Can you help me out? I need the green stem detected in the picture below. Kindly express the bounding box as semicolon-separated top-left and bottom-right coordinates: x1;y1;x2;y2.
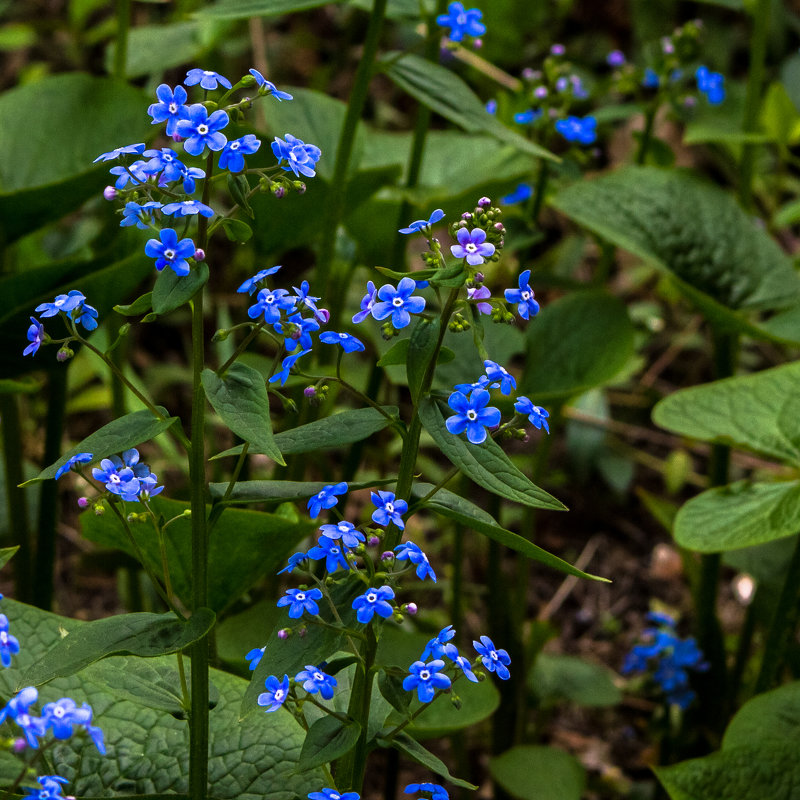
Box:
531;160;550;224
754;532;800;693
0;394;32;604
317;0;389;304
739;0;771;209
728;592;758;706
636;105;657;166
113;0;131;80
34;369;68;610
189;154;213;800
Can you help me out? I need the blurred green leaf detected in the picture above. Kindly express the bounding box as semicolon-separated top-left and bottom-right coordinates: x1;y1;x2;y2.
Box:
760;82;800;146
152;262;210;315
197;0;346;19
0;546;18;569
529;653;621;707
490;746;585;800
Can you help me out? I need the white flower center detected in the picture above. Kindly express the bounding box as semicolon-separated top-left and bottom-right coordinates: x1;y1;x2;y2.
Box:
465;243;478;253
0;632;7;644
385;503;394;513
164;248;176;260
295;592;305;601
53;707;65;718
339;333;348;339
265;295;275;304
197;124;209;135
164;153;174;162
55;297;66;307
109;474;121;484
273;689;285;701
338;523;349;532
467;410;478;421
392;297;404;307
168;102;178;113
491;651;498;660
420;670;431;680
456;13;468;24
314;672;325;681
230;141;240;150
366;592;377;603
521;290;530;300
203;70;214;76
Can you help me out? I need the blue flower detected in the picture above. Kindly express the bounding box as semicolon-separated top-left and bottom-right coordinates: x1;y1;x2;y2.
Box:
258;674;290;712
352;281;378;324
145;228;196;277
555;115;597;145
485;99;497;115
319;331;365;353
405;783;449;800
24;775;69;800
161;200;214;218
483;360;516;395
307;537;350;573
238;265;282;295
607;50;626;67
277;552;308;575
41;698;92;740
394;541;437;582
0;687;45;748
272;134;322;178
292;280;325;320
307;482;347;519
454;655;479;682
473;635;511;680
421;626;458;661
93;143;145;163
501;183;533;205
249;69;294;100
0;614;20;668
219;134;262;173
55;453;93;480
371;491;408;529
696;66;725;105
514;109;542;125
246;646;265;670
247;287;294;325
446;389;501;445
109;159;148;189
121;201;162;229
467;285;492;314
91;449;161;503
514;396;549;432
295;665;337;699
269;349;311;387
319;520;365;549
147;84;190;137
275;313;320;352
450;228;495;266
454;375;491;395
436;3;486;42
399;208;445;235
277;587;323;618
403;660;451;703
309;790;360;800
35;291;85;318
504;269;539;320
143;149;189;185
74;301;97;330
176;104;229;156
180;166;206;194
23;317;45;357
647;611;676;627
642;68;660;88
184;68;232;91
352;585;395;623
371;277;426;330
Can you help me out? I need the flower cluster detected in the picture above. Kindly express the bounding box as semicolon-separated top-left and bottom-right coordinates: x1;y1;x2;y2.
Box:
23;291;98;358
90;448;163;502
621;612;708;708
257;664;338;712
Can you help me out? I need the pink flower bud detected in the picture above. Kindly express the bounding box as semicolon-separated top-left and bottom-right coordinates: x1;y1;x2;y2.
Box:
103;186;117;201
194;248;206;262
381;551;394;562
274;185;286;199
77;497;89;509
316;308;330;324
551;43;565;56
478;197;491;207
368;535;380;547
472;38;482;49
278;629;289;640
304;386;316;397
405;603;418;615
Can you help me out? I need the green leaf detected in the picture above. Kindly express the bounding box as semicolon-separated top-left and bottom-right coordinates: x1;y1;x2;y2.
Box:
691;0;744;8
196;0;346;19
377;339;454;368
552;167;800;313
202;363;284;466
418;398;566;511
221;218;254;243
0;546;18;569
411;484;605;581
30;408;177;484
382;733;477;790
490;746;585;800
209;478;389;503
299;716;361;771
212;406;399;460
152;262;210;315
673;479;800;553
19;609;215;688
407;317;440;405
227;173;255;218
519;290;635;401
656;682;800;800
0;599;324;798
381;53;556;162
529;654;621;707
0;378;39;394
0;74;152;243
761;82;800;146
652;361;800;465
81;496;315;612
378;670;411;715
114;292;153;317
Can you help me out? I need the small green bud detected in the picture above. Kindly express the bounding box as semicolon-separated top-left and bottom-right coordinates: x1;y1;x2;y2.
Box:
212;329;230;342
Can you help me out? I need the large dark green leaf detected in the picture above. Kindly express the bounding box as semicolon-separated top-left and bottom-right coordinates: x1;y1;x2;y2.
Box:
197;0;346;19
490;746;585;800
652;361;800;465
29;408;178;483
0;74;152;243
212;406;399;460
407;317;440;404
0;599;323;799
519;290;635;401
410;484;604;581
381;53;555;162
203;362;284;465
552;167;800;314
673;479;800;552
20;609;215;687
418;398;566;511
81;497;315;612
299;716;361;770
382;733;477;790
151;262;209;315
528;654;621;707
656;682;800;800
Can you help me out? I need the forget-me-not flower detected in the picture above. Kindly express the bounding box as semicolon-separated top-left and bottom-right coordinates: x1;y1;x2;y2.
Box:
501;183;533;205
142;147;187;183
120;201;162;229
161;200;214;218
319;331;365;353
24;775;69;799
309;790;360;800
319;520;365;549
483;360;516;395
394;541;437;582
145;228;196;276
258;674;290;712
277;552;308;575
272;134;322;178
371;277;426;329
504;269;539;320
277;587;323;619
238;266;282;295
23;318;45;357
398;208;445;235
246;647;265;671
269;349;311;386
307;482;347;518
405;783;449;800
403;660;451;703
275;313;320;352
352;585;395;623
184;68;232;91
93;143;145;163
0;687;45;748
696;66;725;105
371;491;407;529
353;281;378;324
176;104;229;156
219;134;262;173
555;115;597;145
514;396;549;432
450;228;495;265
421;626;459;661
55;453;93;481
436;2;486;42
295;666;337;699
249;69;293;100
147;84;190;137
109;159;149;189
0;614;20;668
35;291;85;319
446;389;501;444
473;635;511;679
247;287;294;325
307;537;350;573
